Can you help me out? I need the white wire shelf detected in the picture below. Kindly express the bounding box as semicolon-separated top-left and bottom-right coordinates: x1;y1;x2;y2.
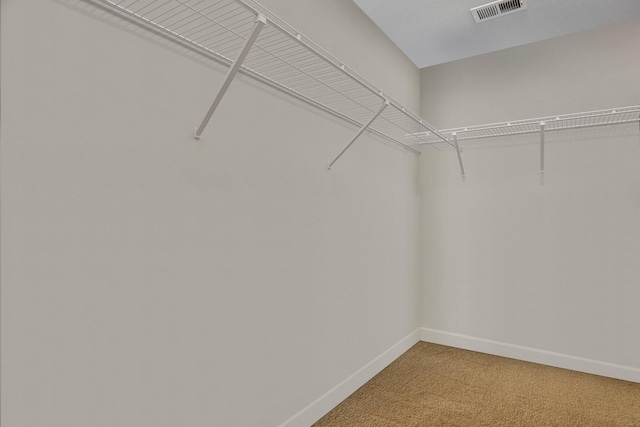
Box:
91;0;463;171
407;105;640;174
409;105;640;147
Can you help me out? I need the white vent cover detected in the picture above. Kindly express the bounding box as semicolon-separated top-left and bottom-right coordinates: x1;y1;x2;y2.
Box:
470;0;527;23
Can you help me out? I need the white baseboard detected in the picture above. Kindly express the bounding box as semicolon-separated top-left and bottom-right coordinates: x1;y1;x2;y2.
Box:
419;327;640;384
276;329;421;427
276;327;639;427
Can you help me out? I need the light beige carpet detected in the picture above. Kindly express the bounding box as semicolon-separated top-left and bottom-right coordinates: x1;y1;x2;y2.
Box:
313;342;640;426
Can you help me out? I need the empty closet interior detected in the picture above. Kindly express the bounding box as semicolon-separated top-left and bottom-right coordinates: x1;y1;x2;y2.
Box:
2;1;639;426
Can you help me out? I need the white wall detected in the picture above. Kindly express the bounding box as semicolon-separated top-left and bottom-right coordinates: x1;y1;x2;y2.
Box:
0;1;421;426
421;19;640;129
420;19;640;379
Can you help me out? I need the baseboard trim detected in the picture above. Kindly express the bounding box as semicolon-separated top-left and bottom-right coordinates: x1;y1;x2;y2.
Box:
276;329;421;427
419;327;640;384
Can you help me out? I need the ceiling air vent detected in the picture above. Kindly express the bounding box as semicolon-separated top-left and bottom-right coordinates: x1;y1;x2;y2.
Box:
470;0;527;23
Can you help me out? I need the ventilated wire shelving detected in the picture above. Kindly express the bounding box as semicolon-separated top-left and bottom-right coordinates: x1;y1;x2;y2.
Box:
407;105;640;173
410;106;640;145
92;0;464;172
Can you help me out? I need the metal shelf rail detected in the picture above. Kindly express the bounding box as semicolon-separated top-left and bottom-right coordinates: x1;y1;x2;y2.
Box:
92;0;464;173
408;105;640;173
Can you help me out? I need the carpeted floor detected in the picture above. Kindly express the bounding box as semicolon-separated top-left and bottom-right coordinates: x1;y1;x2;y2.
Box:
313;342;640;426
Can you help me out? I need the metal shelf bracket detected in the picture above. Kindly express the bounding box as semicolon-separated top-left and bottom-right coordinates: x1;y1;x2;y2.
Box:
452;133;466;177
328;100;389;169
194;14;267;140
539;121;546;173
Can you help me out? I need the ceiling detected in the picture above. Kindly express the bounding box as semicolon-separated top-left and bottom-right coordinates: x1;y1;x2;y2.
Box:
352;0;640;68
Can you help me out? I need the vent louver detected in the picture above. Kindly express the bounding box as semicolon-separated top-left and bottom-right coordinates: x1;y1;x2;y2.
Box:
471;0;527;23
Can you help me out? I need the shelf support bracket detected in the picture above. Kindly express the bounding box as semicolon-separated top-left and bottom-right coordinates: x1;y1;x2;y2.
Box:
452;133;466;177
328;100;389;169
540;121;546;173
194;14;267;139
